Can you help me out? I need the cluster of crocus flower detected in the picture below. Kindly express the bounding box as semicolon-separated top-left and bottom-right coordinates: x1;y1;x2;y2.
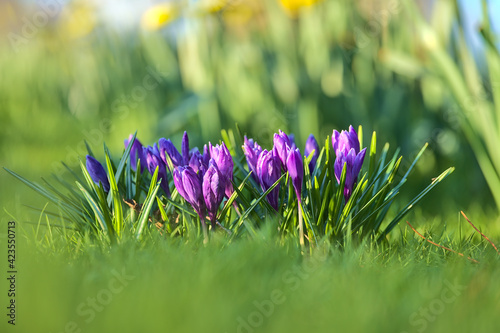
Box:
244;130;320;211
243;130;312;246
85;126;365;243
170;133;234;236
86;132;234;234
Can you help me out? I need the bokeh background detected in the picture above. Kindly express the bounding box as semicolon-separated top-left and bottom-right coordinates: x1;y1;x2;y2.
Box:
1;0;500;222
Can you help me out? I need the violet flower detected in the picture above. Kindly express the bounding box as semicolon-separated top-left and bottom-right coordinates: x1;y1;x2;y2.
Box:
85;155;110;192
189;147;209;176
304;134;319;172
332;126;360;156
273;130;294;168
287;148;304;200
173;165;205;220
332;126;366;201
202;159;225;226
124;134;145;173
209;142;234;198
145;145;171;198
256;148;282;211
242;136;263;182
159;138;183;167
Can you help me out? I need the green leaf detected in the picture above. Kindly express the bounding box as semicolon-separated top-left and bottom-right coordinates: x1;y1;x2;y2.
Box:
136;168;161;240
231;173;286;236
377;167;455;242
105;151;124;237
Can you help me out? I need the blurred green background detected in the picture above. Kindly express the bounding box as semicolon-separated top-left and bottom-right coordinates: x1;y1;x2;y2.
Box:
1;0;499;222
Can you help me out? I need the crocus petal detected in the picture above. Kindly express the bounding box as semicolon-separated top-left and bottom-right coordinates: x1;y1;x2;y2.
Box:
243;136;263;182
86;155;110;192
158;138;182;167
353;148;367;176
174;166;205;219
273;132;289;167
182;131;190;165
124;134;145;173
257;150;282;210
146;147;171;197
209;142;234;198
287;148;303;200
332;126;360;157
304;134;319;172
173;167;187;199
202;160;225;222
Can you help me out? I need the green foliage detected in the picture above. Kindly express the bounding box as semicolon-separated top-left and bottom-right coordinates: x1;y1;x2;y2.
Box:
5;126;453;249
395;0;500;210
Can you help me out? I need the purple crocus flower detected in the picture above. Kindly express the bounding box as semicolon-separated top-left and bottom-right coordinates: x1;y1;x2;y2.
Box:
124;134;145;173
209;142;234;198
304;134;320;172
173;165;205;219
332;126;366;201
243;136;263;182
86;155;110;192
145;146;171;198
332;126;360;156
256;149;282;211
159;138;183;167
202;159;225;226
287;148;304;200
273;130;294;168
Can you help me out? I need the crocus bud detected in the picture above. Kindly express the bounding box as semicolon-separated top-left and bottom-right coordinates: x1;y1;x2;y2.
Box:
332;126;360;156
86;155;110;192
243;136;263;182
256;149;282;211
124;134;145;173
332;126;366;201
334;147;366;201
209;142;234;198
304;134;319;172
287;148;304;200
182;131;190;166
202;159;225;224
273;130;293;168
145;146;170;198
173;166;205;219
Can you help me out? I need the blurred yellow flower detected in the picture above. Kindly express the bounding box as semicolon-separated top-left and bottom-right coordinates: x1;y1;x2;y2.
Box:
279;0;321;17
58;2;96;40
141;3;178;31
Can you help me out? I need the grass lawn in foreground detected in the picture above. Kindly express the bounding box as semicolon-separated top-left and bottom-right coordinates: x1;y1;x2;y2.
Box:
2;221;499;333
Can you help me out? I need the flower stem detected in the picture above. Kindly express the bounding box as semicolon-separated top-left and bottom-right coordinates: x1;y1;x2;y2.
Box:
200;217;209;244
298;199;304;249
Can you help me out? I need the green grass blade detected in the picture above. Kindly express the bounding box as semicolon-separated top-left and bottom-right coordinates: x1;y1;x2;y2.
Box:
136;168;161;240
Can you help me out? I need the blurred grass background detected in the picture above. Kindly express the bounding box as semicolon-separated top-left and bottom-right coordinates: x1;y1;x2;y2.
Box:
1;0;499;222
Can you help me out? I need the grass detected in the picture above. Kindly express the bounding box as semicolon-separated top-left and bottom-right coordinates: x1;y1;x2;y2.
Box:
1;209;499;333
